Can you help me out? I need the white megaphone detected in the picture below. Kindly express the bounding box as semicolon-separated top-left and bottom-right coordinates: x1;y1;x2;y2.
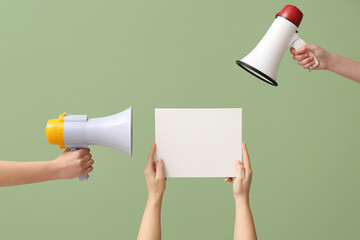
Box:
236;5;319;86
46;107;133;181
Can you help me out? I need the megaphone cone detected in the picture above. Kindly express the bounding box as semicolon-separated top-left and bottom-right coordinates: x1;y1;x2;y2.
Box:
86;107;133;156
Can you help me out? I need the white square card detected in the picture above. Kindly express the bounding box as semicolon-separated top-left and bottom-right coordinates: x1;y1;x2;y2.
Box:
155;108;242;177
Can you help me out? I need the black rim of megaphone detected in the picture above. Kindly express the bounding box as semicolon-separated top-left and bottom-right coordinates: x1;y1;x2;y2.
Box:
236;60;278;86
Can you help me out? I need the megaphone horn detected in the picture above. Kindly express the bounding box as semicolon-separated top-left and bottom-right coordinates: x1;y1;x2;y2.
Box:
236;5;319;86
46;106;133;181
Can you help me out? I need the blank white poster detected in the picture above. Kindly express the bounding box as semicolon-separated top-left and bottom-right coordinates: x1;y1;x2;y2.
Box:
155;108;242;178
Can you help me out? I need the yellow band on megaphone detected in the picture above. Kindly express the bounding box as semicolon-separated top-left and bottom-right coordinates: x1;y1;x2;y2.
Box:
46;113;66;149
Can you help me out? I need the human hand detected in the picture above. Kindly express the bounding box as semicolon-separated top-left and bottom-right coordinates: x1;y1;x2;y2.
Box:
225;142;252;204
290;45;332;70
144;142;166;205
52;149;94;180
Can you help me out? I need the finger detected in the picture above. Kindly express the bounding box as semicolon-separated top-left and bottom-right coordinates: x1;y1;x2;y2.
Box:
298;56;314;66
293;53;308;61
225;177;233;183
85;159;94;168
295;45;308;55
236;161;245;179
296;44;318;55
242;142;253;180
155;159;165;179
84;166;93;174
78;148;90;156
82;153;92;162
147;142;156;170
303;60;316;69
290;47;296;55
242;142;251;168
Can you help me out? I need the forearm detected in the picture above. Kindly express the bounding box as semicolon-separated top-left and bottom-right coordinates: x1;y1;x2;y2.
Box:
0;160;58;187
234;199;257;240
137;198;162;240
327;53;360;83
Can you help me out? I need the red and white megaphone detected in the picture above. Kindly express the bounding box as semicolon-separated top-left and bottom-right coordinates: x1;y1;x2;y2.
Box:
236;5;319;86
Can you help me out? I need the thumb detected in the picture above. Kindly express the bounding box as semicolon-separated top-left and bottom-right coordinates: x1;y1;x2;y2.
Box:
155;159;165;180
290;47;296;55
235;160;245;179
295;44;317;55
60;149;69;157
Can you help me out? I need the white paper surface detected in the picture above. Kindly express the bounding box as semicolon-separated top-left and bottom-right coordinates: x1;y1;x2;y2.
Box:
155;108;242;178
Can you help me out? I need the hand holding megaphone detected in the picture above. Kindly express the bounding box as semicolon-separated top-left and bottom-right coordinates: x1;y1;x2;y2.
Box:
290;44;332;71
68;148;91;181
288;33;319;70
46;107;133;181
52;148;94;180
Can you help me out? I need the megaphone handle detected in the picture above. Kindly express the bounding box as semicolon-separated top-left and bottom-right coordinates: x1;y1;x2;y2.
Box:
292;37;319;69
69;147;90;181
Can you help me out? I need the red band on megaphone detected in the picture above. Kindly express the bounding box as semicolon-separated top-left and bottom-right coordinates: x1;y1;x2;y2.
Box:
276;5;303;27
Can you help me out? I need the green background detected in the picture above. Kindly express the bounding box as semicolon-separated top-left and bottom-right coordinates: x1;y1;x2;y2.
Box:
0;0;359;239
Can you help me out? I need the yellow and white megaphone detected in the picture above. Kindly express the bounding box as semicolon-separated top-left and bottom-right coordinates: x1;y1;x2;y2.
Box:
46;107;133;181
236;5;319;86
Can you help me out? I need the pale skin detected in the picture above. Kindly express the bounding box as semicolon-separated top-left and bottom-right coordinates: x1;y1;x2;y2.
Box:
138;142;257;240
137;142;166;240
225;142;257;240
290;45;360;83
0;148;94;187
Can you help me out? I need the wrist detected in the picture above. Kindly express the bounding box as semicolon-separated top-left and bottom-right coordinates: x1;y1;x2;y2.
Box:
234;195;250;207
48;159;62;180
147;195;163;208
235;201;251;214
325;52;337;72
